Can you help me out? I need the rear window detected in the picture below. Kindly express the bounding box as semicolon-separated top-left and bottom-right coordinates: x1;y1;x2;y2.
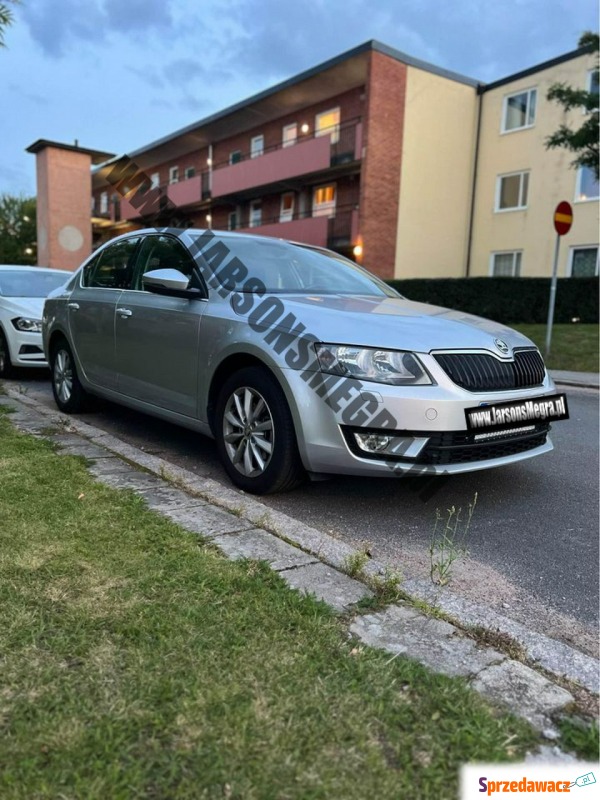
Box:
0;270;68;297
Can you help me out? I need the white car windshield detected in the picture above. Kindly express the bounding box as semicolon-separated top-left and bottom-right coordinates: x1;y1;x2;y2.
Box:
0;270;67;298
202;237;398;296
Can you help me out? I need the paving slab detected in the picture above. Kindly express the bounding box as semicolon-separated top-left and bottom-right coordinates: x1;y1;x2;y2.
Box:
212;529;318;571
351;605;504;678
46;433;96;448
57;442;117;459
280;562;372;612
87;458;141;476
472;660;574;730
136;486;207;512
162;504;254;538
91;469;165;492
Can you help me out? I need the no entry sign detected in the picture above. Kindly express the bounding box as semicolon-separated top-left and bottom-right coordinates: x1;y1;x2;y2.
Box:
553;201;573;236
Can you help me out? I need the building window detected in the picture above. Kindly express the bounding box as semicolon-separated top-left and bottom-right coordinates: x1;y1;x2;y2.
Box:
496;171;529;211
228;211;238;231
502;88;537;132
99;192;108;214
575;166;599;202
490;251;522;277
315;107;340;144
250;135;264;159
150;173;160;189
249;200;262;228
184;167;196;179
569;246;598;277
229;150;242;165
312;184;336;217
169;166;179;184
282;123;297;148
280;193;294;223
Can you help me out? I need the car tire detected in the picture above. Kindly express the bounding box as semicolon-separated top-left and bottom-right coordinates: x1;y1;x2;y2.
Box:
50;339;88;413
0;328;14;379
214;366;305;494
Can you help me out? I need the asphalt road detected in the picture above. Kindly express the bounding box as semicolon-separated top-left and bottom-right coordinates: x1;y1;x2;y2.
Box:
6;374;599;654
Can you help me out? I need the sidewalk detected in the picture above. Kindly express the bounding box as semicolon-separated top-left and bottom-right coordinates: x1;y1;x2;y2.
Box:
1;386;598;763
550;370;599;390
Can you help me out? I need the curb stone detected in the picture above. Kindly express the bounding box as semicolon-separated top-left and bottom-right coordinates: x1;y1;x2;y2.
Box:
1;389;596;745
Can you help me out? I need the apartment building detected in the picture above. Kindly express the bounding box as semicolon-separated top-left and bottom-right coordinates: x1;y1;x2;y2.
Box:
28;40;598;278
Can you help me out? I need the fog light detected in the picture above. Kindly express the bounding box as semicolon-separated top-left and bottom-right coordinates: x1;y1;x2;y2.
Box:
355;433;392;452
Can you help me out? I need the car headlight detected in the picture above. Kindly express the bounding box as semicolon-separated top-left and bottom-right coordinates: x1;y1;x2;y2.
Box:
12;317;43;333
315;344;433;385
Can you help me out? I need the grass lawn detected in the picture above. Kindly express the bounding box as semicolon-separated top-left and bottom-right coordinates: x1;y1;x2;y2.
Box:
0;408;544;798
513;324;598;372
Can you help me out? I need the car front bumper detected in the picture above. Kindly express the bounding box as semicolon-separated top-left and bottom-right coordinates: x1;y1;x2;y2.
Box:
280;362;559;477
6;328;48;368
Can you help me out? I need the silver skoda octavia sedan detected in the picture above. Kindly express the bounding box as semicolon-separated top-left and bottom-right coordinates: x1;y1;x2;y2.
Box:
42;229;566;494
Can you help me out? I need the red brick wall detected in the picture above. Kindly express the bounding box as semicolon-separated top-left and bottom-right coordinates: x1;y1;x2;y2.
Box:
36;148;93;271
359;52;407;278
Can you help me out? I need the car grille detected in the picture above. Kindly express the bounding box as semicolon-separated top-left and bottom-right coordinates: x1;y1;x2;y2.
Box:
418;425;549;465
434;349;546;392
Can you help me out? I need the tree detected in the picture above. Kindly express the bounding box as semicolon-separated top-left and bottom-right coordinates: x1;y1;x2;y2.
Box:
0;0;19;47
0;195;37;265
545;31;599;179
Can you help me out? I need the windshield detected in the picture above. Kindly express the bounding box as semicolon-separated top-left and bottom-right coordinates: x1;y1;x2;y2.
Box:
0;270;68;298
201;236;398;296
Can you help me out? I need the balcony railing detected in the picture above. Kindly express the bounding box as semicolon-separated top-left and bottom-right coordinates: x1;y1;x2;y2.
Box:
232;204;359;250
211;118;362;199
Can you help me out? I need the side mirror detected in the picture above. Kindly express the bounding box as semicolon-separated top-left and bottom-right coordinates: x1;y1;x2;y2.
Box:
142;268;190;292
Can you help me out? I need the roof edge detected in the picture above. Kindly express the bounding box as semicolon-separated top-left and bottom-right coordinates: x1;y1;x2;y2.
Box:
481;44;597;92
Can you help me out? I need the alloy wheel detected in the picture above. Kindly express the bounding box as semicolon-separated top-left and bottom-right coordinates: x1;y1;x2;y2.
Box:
222;386;274;477
54;349;73;405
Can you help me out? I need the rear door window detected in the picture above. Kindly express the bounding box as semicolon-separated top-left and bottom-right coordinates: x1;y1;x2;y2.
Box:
83;237;140;289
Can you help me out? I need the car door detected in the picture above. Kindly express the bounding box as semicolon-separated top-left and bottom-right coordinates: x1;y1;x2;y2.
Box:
68;236;140;390
115;234;206;417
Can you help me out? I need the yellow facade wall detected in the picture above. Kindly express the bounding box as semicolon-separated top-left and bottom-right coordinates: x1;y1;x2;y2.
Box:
470;52;599;278
394;66;478;278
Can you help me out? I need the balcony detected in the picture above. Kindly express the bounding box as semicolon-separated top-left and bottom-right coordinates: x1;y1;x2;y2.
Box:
233;205;359;250
212;118;362;199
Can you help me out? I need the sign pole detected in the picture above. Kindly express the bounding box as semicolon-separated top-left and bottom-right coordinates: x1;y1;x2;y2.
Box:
546;200;574;360
545;232;561;358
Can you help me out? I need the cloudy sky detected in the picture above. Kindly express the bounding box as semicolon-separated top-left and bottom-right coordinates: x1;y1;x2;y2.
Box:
1;0;597;196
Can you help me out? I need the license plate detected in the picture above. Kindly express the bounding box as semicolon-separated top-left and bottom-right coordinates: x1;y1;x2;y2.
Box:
465;393;569;434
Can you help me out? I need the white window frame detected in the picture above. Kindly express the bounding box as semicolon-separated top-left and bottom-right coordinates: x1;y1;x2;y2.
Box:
501;87;537;133
575;165;600;203
312;183;336;218
495;170;529;212
150;172;160;189
168;166;179;185
489;250;523;277
249;200;262;228
279;193;294;223
229;150;242;165
250;135;264;159
315;107;341;144
282;123;297;148
99;192;108;214
184;166;195;180
567;245;599;277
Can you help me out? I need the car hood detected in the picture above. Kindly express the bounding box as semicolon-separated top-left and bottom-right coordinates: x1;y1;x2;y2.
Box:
268;294;533;353
0;297;45;319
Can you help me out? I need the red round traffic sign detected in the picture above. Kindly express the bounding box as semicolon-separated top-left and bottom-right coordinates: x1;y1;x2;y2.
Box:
554;201;573;236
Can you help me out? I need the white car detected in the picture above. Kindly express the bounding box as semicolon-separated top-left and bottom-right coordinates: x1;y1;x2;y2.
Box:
0;265;69;378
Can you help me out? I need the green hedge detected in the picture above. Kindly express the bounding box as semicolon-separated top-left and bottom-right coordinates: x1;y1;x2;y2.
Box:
386;277;599;324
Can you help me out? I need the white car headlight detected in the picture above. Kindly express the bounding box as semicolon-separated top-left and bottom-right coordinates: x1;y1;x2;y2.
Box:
315;344;432;386
12;317;43;333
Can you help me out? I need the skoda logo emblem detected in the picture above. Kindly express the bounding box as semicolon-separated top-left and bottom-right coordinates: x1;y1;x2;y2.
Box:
494;338;509;354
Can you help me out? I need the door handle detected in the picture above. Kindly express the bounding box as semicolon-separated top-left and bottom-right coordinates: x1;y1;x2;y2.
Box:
117;307;133;318
67;302;80;310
